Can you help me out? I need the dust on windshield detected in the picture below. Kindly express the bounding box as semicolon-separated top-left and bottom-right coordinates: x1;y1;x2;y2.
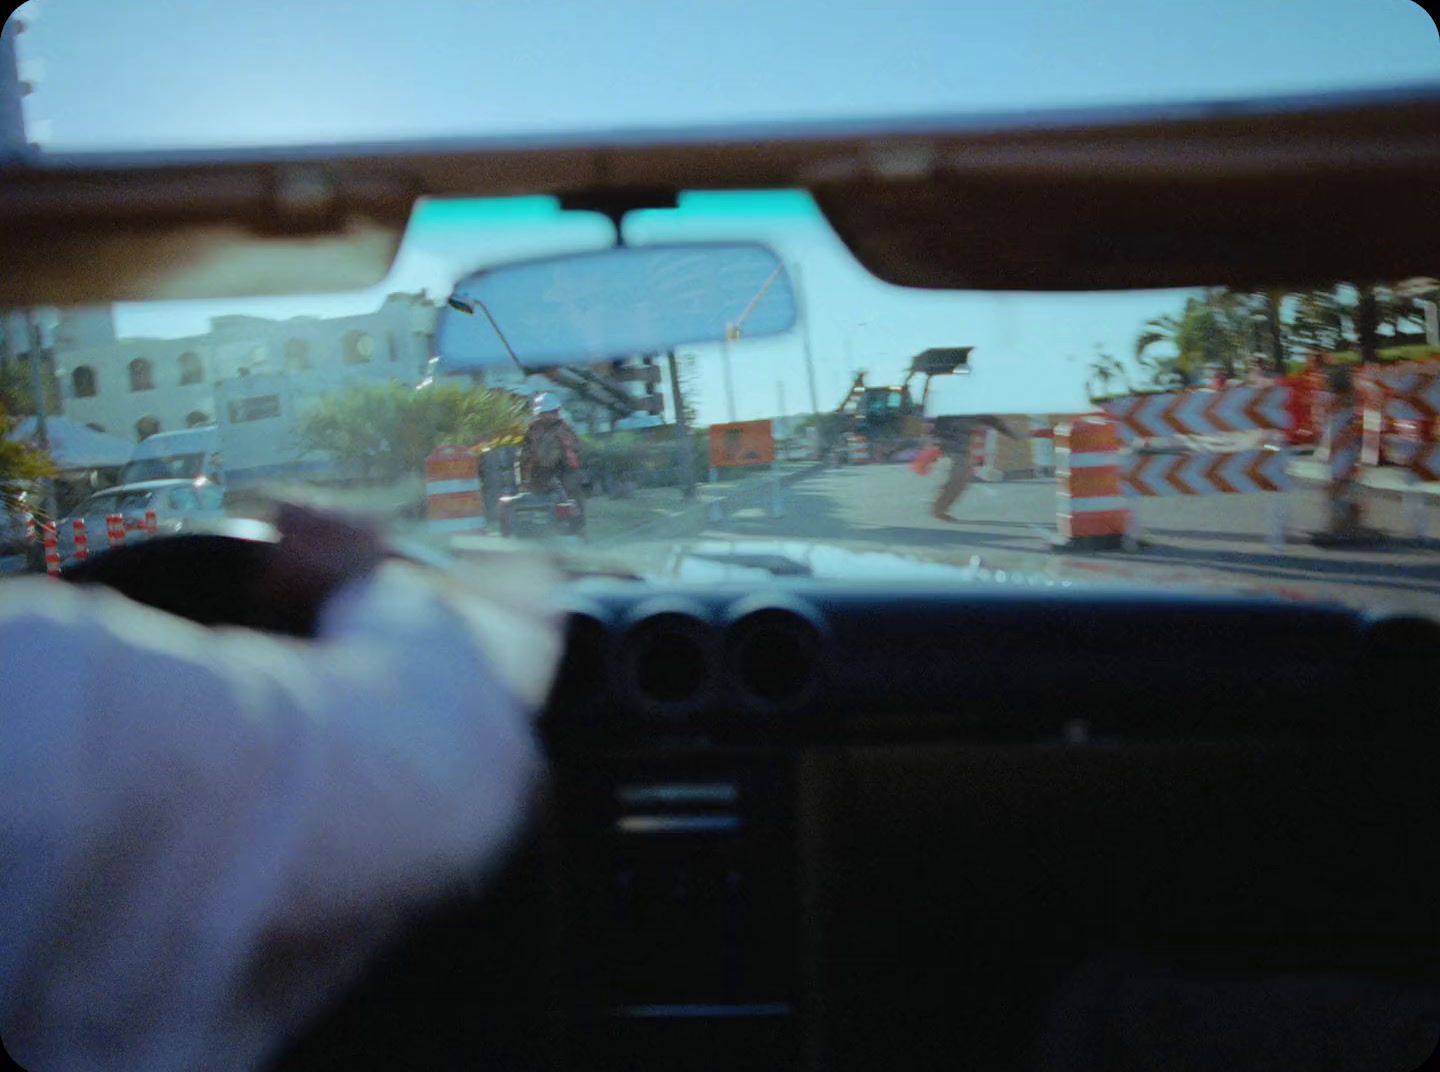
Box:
2;190;1438;617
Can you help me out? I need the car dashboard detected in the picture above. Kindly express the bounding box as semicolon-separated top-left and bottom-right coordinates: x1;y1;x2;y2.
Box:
274;580;1440;1072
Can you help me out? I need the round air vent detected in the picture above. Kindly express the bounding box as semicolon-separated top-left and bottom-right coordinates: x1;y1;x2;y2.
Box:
617;608;718;720
725;604;826;715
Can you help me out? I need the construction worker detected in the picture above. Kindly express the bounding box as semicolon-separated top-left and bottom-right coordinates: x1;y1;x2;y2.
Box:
929;414;1017;522
518;392;585;519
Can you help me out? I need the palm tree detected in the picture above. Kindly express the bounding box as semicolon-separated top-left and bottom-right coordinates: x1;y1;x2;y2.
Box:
1086;346;1129;401
1289;287;1348;354
1134;311;1188;387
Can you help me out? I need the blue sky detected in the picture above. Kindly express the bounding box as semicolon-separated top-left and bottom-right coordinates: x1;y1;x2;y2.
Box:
11;0;1440;423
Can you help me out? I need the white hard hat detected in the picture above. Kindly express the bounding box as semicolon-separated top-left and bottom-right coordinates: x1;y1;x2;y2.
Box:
533;392;562;415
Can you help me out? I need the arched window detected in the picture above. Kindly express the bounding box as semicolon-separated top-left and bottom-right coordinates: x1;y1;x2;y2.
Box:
71;365;97;398
285;338;311;371
135;416;161;440
85;422;106;433
178;351;204;386
342;330;374;365
128;357;154;392
186;410;212;428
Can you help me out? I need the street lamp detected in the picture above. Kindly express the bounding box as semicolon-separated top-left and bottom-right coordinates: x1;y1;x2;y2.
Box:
445;293;528;375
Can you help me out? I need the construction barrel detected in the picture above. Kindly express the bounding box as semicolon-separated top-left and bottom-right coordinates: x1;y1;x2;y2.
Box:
1055;415;1131;550
426;446;487;536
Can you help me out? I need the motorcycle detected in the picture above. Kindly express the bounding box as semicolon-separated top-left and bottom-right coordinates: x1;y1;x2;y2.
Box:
496;477;585;539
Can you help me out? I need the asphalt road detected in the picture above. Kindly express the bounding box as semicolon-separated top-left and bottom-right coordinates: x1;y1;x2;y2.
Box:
687;462;1440;617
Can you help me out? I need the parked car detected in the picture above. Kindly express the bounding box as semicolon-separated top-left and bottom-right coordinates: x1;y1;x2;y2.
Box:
55;478;226;565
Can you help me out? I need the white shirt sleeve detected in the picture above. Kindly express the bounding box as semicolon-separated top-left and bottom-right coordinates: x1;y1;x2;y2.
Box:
0;559;563;1072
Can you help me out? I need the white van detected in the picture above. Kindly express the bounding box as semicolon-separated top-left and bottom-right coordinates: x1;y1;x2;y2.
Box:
119;426;221;486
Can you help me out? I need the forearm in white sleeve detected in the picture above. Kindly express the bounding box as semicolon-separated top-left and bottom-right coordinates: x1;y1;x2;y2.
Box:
0;558;562;1072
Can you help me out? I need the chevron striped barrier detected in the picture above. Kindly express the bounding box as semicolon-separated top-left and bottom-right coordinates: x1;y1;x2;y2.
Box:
1121;448;1292;496
1358;365;1440;477
1120;445;1292;549
1104;386;1291;444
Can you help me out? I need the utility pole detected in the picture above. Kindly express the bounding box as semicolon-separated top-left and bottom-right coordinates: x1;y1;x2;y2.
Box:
667;350;695;498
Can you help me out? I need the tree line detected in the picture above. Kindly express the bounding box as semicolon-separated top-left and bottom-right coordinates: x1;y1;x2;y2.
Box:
1090;282;1434;400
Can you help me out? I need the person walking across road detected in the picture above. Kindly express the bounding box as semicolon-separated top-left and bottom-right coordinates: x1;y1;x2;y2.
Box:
928;414;1017;522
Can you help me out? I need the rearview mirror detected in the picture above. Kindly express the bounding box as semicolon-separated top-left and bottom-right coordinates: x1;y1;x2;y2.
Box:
436;242;797;372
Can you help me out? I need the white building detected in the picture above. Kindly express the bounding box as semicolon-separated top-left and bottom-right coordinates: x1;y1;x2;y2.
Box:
55;293;439;442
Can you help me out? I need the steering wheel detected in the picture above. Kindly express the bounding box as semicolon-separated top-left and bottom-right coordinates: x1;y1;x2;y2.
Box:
59;522;454;637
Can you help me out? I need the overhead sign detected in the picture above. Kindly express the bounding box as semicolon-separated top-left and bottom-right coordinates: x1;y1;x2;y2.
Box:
1104;387;1290;442
1121;448;1291;496
709;419;775;468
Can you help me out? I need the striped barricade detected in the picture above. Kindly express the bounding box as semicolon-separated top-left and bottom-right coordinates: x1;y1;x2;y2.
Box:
41;522;60;577
71;518;89;562
1121;449;1291;497
844;434;870;465
1104;387;1291;446
1121;445;1292;548
425;446;486;537
105;514;126;548
1358;365;1440;477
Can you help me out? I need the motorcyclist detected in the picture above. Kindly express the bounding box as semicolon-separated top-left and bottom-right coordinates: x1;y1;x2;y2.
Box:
517;393;584;523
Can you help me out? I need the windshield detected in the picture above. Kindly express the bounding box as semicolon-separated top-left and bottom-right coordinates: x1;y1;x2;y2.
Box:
2;0;1438;618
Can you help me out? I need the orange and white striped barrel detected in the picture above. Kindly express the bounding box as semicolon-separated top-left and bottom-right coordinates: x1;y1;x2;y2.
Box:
425;446;486;535
71;518;89;561
144;509;158;535
845;434;870;464
106;513;127;548
1056;416;1131;549
42;522;60;577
